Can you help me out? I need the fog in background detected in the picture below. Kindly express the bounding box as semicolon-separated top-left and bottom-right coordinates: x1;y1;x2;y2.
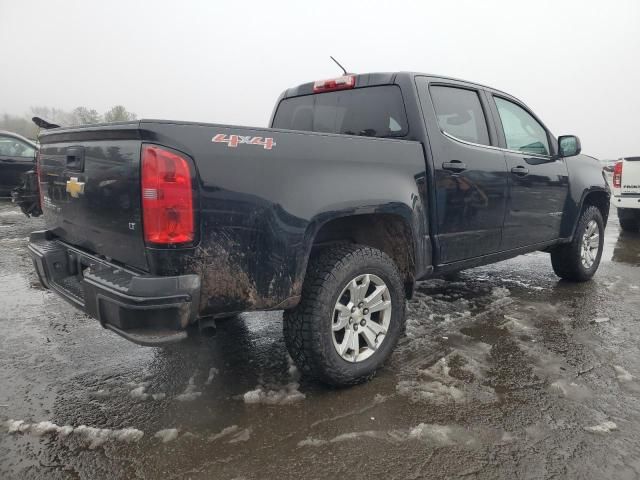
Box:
1;0;638;159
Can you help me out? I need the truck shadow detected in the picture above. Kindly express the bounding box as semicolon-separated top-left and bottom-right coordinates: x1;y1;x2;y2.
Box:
611;230;640;266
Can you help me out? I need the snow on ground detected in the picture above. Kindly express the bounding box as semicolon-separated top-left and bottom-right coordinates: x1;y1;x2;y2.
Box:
614;365;633;382
130;385;149;400
396;342;495;405
205;367;219;385
243;383;305;405
175;373;202;401
584;421;618;433
227;427;252;443
549;379;591;401
298;423;510;448
154;428;179;443
5;419;143;449
242;355;305;405
208;425;239;441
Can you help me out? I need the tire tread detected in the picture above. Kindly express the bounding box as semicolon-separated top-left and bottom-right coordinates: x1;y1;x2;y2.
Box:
550;205;603;282
283;244;405;386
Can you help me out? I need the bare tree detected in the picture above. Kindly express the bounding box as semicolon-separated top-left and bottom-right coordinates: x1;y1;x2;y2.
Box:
72;107;102;125
0;113;38;139
0;104;138;139
103;105;137;123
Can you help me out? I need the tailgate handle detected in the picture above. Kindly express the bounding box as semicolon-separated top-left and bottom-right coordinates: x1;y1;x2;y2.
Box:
66;146;85;172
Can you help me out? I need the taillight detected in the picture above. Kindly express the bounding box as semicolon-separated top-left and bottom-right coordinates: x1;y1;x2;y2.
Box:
313;75;356;93
613;160;623;188
141;145;194;245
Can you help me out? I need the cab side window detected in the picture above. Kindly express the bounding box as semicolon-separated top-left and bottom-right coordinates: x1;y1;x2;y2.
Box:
493;97;550;156
430;86;491;146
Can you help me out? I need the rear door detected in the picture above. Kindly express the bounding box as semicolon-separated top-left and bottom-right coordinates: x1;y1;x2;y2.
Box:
0;134;36;194
487;93;569;249
39;128;148;270
416;78;508;264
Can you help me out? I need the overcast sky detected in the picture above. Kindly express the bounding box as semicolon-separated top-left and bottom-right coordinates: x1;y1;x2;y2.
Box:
1;0;638;158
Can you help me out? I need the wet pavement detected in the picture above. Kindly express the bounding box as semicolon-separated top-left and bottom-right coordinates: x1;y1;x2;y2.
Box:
1;199;640;479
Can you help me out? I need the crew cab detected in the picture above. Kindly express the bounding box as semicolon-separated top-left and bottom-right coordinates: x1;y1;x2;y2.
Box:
612;157;640;231
28;72;609;386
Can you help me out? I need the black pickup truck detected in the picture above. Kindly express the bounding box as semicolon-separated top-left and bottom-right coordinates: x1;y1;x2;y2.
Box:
28;72;610;386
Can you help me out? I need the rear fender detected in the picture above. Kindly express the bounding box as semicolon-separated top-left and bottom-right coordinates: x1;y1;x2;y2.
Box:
295;201;430;299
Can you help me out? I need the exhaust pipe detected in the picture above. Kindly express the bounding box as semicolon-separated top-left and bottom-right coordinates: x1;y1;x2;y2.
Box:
198;317;217;337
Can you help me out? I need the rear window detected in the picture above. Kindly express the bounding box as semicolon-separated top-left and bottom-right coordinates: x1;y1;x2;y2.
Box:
272;85;408;138
430;85;490;146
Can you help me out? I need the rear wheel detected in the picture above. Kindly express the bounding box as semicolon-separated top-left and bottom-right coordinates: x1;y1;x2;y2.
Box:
550;206;604;282
283;245;406;386
618;208;640;232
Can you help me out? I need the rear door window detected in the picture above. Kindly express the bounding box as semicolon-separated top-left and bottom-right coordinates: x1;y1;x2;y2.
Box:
429;85;491;146
272;85;408;138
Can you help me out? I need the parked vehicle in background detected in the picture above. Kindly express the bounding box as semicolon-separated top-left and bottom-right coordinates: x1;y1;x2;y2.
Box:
0;130;38;197
601;158;618;173
28;72;610;386
613;157;640;231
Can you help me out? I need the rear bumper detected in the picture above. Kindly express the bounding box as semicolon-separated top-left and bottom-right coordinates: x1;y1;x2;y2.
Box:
28;230;200;346
613;195;640;209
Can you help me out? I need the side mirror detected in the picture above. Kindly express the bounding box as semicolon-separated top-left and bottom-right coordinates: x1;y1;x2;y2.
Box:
558;135;581;158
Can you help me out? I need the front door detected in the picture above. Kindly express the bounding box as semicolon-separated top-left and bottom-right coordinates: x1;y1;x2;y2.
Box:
416;79;508;264
489;95;569;249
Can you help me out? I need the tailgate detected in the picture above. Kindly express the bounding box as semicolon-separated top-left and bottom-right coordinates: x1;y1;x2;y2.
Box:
38;124;148;270
622;157;640;195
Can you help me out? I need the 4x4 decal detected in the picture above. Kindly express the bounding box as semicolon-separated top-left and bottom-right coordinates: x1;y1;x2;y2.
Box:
212;134;276;150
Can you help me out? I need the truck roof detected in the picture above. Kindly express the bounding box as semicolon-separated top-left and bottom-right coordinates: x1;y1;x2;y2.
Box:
281;71;513;99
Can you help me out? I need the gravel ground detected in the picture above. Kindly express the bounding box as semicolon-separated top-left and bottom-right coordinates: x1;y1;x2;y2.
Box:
1;199;640;479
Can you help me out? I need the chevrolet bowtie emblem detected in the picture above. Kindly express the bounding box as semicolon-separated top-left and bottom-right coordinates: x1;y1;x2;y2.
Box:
66;177;85;198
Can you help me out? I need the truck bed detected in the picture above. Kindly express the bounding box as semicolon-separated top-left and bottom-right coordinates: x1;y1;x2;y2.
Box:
37;119;427;317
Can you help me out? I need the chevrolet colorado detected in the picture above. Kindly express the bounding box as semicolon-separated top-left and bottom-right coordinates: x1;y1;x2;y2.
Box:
28;72;610;386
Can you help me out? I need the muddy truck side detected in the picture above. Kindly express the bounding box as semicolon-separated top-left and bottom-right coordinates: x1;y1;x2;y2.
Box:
29;72;609;386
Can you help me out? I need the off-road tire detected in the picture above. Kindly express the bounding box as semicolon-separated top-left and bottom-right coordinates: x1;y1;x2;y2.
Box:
283;244;406;386
618;208;640;232
550;206;604;282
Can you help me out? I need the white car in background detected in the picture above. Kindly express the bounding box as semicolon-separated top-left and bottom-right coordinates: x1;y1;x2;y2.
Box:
613;157;640;231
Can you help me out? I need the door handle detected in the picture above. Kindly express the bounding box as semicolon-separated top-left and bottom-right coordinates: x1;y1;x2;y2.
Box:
511;166;529;176
442;161;467;173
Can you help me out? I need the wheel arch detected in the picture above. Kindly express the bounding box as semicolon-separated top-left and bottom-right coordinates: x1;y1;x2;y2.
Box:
300;208;421;299
561;186;610;241
573;188;610;239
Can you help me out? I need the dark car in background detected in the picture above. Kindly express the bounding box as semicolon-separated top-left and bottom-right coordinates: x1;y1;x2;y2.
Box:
0;130;38;197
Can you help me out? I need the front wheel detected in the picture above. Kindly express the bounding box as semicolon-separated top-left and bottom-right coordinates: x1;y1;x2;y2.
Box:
283;245;406;386
550;206;604;282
